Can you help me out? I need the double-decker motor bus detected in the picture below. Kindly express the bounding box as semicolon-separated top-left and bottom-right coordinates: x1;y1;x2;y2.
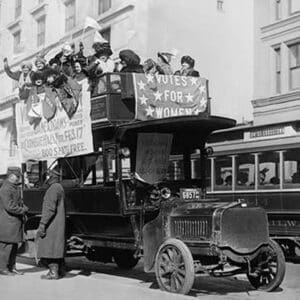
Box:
203;121;300;259
21;73;286;294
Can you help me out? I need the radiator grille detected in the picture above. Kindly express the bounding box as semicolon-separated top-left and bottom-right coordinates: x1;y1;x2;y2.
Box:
171;217;212;240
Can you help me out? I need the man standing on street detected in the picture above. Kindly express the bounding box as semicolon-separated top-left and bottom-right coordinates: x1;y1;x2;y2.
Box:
0;167;28;276
36;167;66;280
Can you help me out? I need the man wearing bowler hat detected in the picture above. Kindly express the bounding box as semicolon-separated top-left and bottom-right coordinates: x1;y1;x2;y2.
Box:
36;166;66;279
0;166;28;276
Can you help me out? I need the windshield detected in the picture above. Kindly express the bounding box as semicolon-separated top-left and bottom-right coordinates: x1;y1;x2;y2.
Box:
123;132;205;186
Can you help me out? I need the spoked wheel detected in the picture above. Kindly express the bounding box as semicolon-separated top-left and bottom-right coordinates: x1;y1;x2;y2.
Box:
247;239;286;291
155;239;194;295
113;250;139;270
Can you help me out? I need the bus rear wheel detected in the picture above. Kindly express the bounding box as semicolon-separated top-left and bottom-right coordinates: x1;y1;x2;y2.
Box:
113;250;139;270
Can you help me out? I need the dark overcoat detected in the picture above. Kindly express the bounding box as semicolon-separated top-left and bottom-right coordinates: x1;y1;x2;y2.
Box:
0;180;27;243
37;179;65;258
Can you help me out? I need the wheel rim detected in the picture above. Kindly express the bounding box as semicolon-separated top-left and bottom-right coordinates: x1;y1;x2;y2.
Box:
252;247;278;287
157;245;187;293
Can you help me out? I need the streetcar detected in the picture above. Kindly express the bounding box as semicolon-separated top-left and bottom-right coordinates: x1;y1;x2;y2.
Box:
202;121;300;259
22;73;286;294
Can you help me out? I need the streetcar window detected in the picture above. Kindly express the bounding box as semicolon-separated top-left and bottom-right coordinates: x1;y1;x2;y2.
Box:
283;149;300;188
236;154;255;190
258;151;279;189
214;156;232;190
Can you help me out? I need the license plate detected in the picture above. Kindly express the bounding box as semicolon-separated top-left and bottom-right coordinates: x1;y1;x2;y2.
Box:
180;188;201;201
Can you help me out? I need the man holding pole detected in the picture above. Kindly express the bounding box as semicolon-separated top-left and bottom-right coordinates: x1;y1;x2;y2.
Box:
0;167;28;276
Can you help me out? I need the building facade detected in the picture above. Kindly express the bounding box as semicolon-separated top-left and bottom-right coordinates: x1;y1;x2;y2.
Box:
252;0;300;125
0;0;255;173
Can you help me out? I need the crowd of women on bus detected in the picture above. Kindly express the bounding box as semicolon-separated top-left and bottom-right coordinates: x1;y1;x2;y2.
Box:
3;40;200;98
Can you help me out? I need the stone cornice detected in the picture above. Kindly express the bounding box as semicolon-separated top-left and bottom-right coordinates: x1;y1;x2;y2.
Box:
252;91;300;108
6;18;22;34
0;94;19;106
261;13;300;42
30;2;48;20
261;13;300;33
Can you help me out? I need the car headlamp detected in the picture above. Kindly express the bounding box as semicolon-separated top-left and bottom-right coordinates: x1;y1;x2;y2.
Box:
161;187;171;200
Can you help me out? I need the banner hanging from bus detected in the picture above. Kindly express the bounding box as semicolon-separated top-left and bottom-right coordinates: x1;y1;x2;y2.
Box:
15;82;93;161
132;73;208;120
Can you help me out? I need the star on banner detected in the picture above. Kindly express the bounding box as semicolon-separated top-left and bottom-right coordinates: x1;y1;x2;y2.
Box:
185;93;194;103
145;106;155;117
153;90;163;101
138;80;146;90
139;94;148;105
190;77;198;85
146;74;154;83
199;85;206;94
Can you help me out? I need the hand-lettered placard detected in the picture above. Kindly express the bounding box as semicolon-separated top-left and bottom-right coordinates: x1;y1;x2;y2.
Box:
135;133;173;184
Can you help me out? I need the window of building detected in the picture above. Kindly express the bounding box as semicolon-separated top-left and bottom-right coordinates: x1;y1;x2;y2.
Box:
65;0;76;32
15;0;22;19
289;0;300;15
37;16;46;47
289;43;300;90
283;149;300;188
235;154;255;190
217;0;224;11
13;30;21;53
98;0;111;15
258;151;280;189
275;0;282;20
275;47;281;93
214;156;232;190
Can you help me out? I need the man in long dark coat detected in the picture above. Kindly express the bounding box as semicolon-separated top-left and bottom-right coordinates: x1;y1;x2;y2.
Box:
36;167;66;280
0;167;28;276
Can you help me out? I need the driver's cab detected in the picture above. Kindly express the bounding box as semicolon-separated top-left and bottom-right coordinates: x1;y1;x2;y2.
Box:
117;132;208;213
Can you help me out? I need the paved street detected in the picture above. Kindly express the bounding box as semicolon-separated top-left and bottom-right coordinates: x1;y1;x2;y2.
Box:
0;255;299;300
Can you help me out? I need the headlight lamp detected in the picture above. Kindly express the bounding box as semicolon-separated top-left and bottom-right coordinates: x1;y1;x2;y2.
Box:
161;187;171;200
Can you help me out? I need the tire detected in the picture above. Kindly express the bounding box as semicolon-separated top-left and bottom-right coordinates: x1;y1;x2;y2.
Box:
155;238;194;295
247;239;286;292
113;250;139;270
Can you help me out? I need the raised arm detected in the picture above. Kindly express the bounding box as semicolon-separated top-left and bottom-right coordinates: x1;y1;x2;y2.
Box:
3;58;21;81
